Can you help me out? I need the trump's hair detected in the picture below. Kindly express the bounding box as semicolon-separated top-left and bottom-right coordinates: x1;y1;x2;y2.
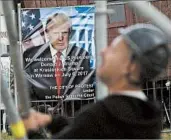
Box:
45;13;72;33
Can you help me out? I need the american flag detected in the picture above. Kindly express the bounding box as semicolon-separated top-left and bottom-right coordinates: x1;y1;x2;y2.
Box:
21;9;45;51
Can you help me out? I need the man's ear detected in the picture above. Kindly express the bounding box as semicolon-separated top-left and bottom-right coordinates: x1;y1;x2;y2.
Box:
45;29;49;38
124;59;140;84
45;25;48;33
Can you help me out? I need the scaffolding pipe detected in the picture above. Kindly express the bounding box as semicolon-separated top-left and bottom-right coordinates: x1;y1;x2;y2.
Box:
1;66;27;139
127;1;171;39
18;3;24;62
152;81;157;101
2;0;30;115
95;0;108;100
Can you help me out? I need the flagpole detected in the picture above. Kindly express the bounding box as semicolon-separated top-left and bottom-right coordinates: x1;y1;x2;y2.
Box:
95;0;108;100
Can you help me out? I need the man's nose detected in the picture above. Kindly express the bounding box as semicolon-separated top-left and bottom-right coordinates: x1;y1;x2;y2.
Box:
58;32;63;41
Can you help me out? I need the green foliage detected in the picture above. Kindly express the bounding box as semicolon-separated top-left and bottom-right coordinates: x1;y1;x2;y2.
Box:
161;131;171;140
0;133;14;140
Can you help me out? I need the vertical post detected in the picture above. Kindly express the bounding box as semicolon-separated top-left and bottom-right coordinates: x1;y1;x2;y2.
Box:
2;0;30;115
153;81;157;101
15;3;22;110
2;112;7;133
17;3;24;62
18;3;22;46
1;64;27;139
95;0;108;100
14;75;19;110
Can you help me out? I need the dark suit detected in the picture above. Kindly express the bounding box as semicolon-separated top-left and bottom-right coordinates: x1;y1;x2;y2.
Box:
28;95;162;139
23;43;95;101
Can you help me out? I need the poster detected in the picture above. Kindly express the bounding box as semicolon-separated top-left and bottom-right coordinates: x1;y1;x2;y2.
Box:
21;6;95;101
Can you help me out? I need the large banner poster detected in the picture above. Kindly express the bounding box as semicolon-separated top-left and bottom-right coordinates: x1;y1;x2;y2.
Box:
21;6;95;101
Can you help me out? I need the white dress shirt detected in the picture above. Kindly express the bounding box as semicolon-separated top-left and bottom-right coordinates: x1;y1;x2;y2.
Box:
49;43;67;68
114;91;148;102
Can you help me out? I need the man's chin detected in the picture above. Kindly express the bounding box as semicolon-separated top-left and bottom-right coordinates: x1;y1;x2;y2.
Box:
99;76;109;86
96;68;102;77
97;70;105;81
53;46;67;51
97;66;105;75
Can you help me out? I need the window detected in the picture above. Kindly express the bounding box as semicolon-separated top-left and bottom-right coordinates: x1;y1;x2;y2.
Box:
107;4;125;24
107;3;126;28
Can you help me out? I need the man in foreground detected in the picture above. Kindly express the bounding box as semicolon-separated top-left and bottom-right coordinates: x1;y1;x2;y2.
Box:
23;24;170;139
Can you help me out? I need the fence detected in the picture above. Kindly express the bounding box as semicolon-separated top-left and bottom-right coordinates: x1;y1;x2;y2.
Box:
0;98;96;133
30;98;95;118
143;79;171;130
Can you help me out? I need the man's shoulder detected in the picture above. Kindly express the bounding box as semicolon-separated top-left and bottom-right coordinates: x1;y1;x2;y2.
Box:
103;95;146;108
23;45;42;57
102;95;161;117
78;100;106;117
23;44;50;58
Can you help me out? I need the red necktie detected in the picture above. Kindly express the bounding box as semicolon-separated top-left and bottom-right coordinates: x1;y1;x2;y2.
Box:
55;52;63;96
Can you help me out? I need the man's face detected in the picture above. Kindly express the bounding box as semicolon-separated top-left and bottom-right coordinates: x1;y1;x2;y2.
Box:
47;22;70;51
97;36;130;85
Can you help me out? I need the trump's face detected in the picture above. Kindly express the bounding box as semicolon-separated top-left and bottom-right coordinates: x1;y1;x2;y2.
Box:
47;22;70;51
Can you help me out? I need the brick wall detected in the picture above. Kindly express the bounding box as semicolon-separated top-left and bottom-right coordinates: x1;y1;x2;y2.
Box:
23;0;93;8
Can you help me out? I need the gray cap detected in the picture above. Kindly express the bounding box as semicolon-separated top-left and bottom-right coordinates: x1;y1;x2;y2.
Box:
119;24;170;80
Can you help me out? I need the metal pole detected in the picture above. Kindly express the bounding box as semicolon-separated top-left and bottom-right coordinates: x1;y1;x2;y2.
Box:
18;3;22;47
127;1;171;39
152;81;157;101
18;3;24;62
2;0;30;115
14;75;19;110
1;67;27;139
95;0;108;100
